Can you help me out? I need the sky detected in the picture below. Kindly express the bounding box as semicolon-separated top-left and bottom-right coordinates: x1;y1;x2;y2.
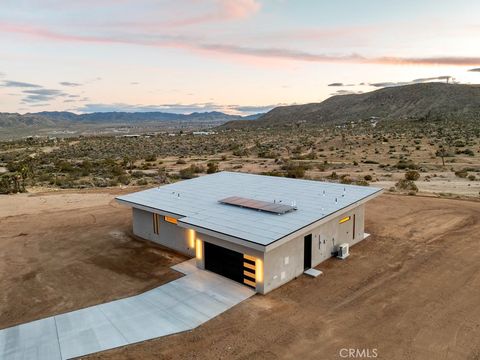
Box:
0;0;479;115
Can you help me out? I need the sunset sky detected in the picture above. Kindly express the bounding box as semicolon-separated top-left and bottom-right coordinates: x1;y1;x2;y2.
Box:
0;0;479;115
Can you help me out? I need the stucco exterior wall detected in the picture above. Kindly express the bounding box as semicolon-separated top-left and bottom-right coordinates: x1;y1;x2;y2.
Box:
132;208;195;257
131;204;368;295
263;205;366;294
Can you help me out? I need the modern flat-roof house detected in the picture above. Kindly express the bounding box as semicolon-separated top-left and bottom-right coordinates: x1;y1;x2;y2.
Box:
116;172;382;294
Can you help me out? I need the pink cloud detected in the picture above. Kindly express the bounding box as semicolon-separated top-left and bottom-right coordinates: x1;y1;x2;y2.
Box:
376;56;480;66
1;21;479;67
220;0;261;19
165;0;261;27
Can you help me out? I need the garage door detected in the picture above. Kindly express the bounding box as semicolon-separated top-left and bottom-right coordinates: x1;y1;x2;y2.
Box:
204;242;256;289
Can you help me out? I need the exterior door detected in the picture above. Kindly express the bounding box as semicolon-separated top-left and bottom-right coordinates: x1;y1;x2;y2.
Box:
304;234;312;270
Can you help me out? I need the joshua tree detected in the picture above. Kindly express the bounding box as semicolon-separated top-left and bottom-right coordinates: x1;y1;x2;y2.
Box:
436;146;448;167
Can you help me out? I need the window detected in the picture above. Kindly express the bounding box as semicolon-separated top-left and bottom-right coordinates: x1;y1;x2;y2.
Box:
164;216;178;224
353;214;356;240
339;216;351;224
153;213;160;234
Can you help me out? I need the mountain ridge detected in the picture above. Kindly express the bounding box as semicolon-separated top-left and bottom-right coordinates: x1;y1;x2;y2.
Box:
221;83;480;128
0;110;262;129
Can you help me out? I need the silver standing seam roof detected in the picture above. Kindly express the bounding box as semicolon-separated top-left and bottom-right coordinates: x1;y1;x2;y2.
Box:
116;171;382;247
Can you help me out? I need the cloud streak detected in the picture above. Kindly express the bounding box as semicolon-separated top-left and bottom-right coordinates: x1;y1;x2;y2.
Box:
60;81;82;87
1;22;479;67
21;88;68;103
1;80;42;88
328;82;355;87
1;78;80;104
369;75;453;88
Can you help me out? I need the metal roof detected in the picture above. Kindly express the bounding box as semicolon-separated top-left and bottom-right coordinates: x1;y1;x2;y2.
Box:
116;171;382;247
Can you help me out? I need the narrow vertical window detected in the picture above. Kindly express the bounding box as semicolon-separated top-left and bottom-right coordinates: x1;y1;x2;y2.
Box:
153;213;160;234
353;214;356;240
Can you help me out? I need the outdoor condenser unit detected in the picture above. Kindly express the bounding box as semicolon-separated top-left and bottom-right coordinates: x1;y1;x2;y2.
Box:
337;243;349;259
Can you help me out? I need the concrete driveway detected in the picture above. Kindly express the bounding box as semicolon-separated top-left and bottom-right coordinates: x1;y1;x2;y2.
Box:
0;259;254;359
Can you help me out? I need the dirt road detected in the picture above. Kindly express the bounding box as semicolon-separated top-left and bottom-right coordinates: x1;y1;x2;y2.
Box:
1;191;479;359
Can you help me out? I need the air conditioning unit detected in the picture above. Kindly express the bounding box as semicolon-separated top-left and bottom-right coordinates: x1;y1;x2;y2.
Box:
337;243;349;259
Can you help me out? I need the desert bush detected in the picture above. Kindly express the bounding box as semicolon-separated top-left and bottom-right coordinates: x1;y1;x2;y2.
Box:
454;169;468;178
232;147;249;157
340;175;352;184
364;174;373;181
179;167;197;179
282;163;305;178
395;179;418;193
355;180;369;186
395;159;418;170
117;174;130;185
460;149;474;156
405;170;420;181
131;171;144;178
137;178;148;186
144;154;157;162
0;173;26;194
207;162;219;174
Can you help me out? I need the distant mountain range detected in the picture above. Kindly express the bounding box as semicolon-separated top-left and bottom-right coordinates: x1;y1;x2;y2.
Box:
0;110;262;129
3;82;479;138
221;83;480;128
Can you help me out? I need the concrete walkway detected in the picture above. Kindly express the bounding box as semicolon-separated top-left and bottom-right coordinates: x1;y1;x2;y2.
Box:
0;260;254;359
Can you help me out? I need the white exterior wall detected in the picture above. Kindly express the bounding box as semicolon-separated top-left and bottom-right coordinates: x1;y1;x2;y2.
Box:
263;205;366;294
131;204;367;295
132;208;195;257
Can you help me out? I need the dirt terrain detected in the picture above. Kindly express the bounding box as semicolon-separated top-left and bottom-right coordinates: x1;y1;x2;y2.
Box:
1;190;479;360
0;188;187;329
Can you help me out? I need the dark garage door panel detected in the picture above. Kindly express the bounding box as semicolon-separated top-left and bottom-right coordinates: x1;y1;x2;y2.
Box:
204;242;244;284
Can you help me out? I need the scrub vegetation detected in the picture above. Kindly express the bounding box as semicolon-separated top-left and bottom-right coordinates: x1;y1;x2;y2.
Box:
0;116;479;197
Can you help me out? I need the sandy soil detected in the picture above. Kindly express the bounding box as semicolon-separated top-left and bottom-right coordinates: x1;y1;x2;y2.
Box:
375;179;480;197
1;191;479;360
0;189;187;329
89;194;480;360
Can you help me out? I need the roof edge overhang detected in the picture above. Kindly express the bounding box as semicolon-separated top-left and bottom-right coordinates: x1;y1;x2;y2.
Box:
176;220;267;252
115;198;184;219
264;188;383;252
116;196;267;252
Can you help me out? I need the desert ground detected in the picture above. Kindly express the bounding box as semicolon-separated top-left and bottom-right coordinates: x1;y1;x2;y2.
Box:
0;188;187;330
1;190;479;360
1;123;479;199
